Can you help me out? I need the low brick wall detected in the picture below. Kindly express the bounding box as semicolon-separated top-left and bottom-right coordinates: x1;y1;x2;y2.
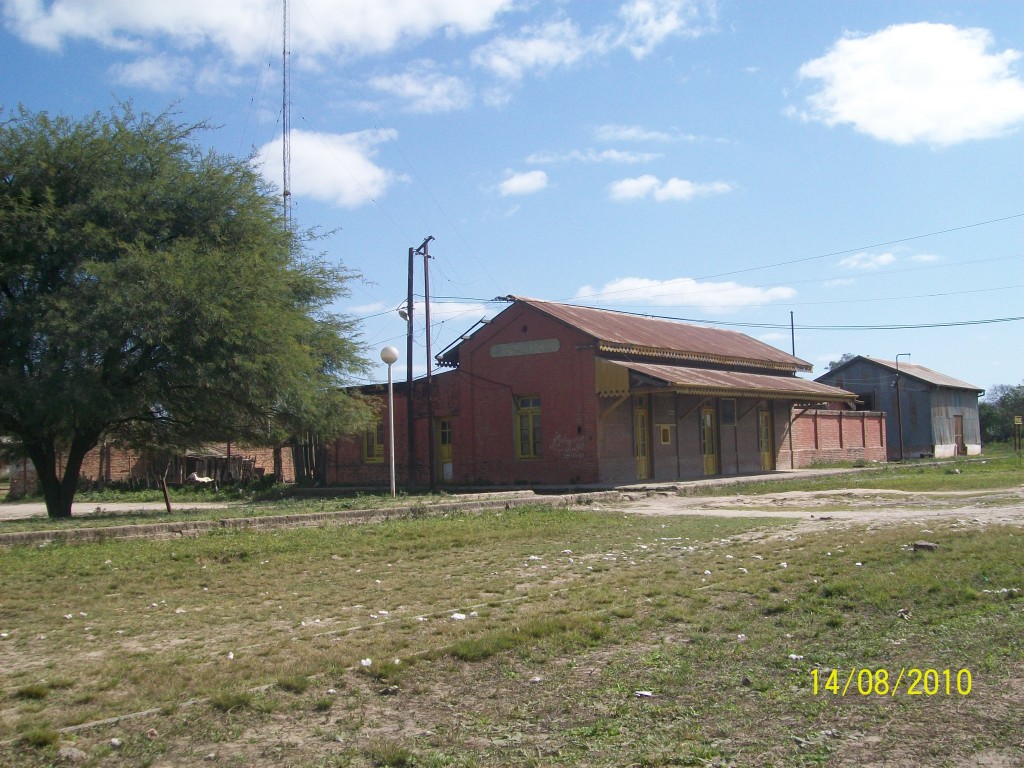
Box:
783;408;887;468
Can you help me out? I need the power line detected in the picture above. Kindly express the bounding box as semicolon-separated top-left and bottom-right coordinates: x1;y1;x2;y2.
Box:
658;315;1024;331
571;214;1024;303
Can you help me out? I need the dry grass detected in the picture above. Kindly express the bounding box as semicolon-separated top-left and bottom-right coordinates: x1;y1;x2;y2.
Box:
0;503;1021;766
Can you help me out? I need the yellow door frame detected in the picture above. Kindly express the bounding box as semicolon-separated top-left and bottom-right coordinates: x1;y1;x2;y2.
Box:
701;406;718;475
634;395;650;480
758;409;774;471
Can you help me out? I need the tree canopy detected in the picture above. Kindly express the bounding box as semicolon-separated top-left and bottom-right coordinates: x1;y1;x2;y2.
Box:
979;383;1024;444
0;104;371;517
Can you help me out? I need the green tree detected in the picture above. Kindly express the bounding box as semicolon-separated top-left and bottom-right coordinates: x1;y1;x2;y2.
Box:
0;105;371;518
980;383;1024;443
827;353;857;371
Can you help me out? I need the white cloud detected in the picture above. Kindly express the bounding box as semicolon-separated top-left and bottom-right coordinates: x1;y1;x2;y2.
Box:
369;63;472;112
499;170;548;196
910;253;942;264
526;148;661;164
255;128;401;209
4;0;515;60
616;0;716;59
109;54;191;91
595;123;678;143
822;278;855;288
575;276;795;313
797;22;1024;146
838;252;896;270
608;175;732;202
471;18;598;80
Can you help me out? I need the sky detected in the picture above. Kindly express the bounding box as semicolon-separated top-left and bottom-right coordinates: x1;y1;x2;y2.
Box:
2;0;1023;394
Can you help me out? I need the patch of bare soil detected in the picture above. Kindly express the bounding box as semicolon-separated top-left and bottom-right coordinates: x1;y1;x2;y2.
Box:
616;486;1024;535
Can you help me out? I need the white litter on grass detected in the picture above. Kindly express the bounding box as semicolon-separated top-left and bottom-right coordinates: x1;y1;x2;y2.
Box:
561;550;573;555
528;555;542;561
788;654;804;660
64;614;73;620
704;570;712;576
739;567;748;574
634;691;654;698
378;610;389;615
174;608;186;614
736;634;748;642
327;688;338;695
451;613;467;621
227;652;234;660
855;562;863;567
779;562;788;569
360;658;372;667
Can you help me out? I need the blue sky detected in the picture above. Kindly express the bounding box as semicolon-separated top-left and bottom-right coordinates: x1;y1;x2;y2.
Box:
3;0;1022;392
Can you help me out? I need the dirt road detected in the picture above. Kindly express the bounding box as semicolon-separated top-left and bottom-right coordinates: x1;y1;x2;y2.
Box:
617;485;1024;532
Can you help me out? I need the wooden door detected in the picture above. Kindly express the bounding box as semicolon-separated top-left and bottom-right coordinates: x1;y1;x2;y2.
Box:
437;418;453;481
634;396;650;480
953;415;965;456
701;406;718;475
758;410;774;471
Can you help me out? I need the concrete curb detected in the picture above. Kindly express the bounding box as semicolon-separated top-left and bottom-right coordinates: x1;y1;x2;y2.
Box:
0;491;622;548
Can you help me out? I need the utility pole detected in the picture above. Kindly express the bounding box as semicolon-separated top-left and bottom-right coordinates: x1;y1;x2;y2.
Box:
895;353;910;462
790;311;795;357
405;247;415;490
416;236;435;487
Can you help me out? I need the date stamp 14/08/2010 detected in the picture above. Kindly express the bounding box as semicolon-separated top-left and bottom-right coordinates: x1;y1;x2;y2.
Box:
811;668;972;697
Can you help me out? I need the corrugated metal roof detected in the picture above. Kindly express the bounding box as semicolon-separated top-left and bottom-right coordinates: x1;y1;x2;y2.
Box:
512;297;812;372
831;356;984;392
605;360;857;401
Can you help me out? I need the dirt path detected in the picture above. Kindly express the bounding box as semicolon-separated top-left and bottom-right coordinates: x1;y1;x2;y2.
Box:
0;500;234;522
615;485;1024;533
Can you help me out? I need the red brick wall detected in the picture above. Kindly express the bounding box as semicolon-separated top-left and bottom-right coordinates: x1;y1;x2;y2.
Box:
458;305;600;486
8;441;294;498
782;408;887;468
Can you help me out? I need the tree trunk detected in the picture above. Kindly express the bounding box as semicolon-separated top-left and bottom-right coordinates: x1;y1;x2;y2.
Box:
24;432;97;519
273;443;283;483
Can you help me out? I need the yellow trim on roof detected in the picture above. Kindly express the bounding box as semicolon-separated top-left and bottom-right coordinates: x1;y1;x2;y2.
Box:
596;342;808;373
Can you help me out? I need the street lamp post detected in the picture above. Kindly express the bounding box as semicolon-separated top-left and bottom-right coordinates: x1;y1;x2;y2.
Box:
380;346;399;497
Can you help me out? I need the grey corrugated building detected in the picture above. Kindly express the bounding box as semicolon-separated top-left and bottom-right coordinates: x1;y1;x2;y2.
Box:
816;356;984;460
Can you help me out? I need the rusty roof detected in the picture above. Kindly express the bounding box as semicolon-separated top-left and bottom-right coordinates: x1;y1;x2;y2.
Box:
511;297;812;372
606;360;856;401
839;357;984;393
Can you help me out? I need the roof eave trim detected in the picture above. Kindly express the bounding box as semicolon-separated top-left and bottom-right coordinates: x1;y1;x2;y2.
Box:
626;384;856;401
597;342;810;373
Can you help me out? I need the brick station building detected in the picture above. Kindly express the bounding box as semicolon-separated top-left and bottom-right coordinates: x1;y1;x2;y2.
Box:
326;297;886;488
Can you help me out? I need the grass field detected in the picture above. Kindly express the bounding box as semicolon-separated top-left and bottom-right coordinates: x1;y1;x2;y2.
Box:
1;493;1022;766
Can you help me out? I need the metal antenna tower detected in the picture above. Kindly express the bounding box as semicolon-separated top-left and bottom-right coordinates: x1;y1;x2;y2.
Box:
282;0;292;230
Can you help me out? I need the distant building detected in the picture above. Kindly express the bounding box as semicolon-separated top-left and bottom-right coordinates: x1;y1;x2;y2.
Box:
327;297;882;487
816;356;984;460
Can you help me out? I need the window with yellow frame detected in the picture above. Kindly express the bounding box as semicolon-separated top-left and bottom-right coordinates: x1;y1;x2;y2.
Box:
514;395;542;459
363;419;385;463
